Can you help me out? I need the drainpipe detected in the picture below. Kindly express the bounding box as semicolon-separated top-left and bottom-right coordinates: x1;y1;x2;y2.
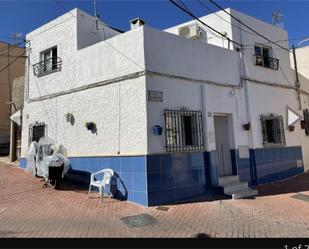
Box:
201;84;208;151
237;22;253;149
292;44;302;110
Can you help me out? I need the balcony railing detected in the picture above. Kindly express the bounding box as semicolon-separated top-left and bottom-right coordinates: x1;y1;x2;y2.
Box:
33;57;62;77
255;54;279;70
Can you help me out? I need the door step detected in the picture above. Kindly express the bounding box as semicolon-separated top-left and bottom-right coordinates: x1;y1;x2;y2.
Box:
231;189;258;199
217;175;257;199
218;175;239;186
222;182;249;195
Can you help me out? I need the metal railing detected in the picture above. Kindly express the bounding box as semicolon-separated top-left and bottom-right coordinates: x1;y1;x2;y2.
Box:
255;54;279;70
33;57;62;77
164;109;204;152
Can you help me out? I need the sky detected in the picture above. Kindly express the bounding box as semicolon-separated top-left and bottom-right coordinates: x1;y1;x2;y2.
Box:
1;0;309;47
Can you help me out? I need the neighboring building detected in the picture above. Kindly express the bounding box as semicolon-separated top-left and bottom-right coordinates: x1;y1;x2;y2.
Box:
9;75;25;161
290;46;309;171
0;41;25;156
20;8;305;206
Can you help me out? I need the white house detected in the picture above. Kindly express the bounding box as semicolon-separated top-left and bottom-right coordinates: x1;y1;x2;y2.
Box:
290;45;309;171
20;8;306;206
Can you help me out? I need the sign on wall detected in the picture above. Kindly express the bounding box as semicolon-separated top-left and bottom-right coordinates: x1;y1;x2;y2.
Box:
147;90;163;102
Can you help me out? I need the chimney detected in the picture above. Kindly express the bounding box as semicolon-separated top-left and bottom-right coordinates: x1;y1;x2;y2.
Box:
130;18;145;30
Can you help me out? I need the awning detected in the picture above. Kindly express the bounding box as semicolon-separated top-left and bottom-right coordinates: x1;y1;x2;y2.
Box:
10;109;21;126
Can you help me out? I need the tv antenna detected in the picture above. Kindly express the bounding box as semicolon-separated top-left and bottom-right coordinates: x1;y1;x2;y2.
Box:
272;10;284;27
12;32;23;43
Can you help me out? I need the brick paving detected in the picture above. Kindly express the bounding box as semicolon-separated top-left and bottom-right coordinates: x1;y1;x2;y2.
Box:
0;162;308;238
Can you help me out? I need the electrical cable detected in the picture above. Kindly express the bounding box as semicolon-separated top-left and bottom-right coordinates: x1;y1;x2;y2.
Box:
207;0;291;53
197;0;257;37
0;50;26;74
169;0;241;47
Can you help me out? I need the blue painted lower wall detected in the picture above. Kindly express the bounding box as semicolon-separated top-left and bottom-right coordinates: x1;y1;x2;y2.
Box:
18;146;305;206
231;146;304;186
147;152;208;206
204;151;219;186
19;156;148;206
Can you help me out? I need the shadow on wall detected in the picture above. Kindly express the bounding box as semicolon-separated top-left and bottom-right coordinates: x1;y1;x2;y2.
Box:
110;172;128;201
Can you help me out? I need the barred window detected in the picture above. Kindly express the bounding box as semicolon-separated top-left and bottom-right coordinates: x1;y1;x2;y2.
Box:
29;122;47;145
261;114;285;147
303;109;309;136
164;109;204;152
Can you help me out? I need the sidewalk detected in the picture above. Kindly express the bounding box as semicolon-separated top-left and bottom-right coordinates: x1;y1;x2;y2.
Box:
0;162;308;238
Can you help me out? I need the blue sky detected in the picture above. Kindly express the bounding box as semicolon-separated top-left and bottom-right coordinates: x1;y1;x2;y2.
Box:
1;0;309;47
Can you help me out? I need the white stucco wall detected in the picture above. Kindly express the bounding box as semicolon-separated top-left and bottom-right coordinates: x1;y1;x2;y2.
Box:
26;10;144;100
76;9;120;50
146;75;249;154
22;10;147;157
230;9;293;87
144;26;248;153
291;46;309;171
21;77;147;157
145;13;302;154
165;9;234;50
22;7;306;163
144;26;240;86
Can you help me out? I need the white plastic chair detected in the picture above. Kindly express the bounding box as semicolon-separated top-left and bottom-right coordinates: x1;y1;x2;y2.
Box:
88;168;114;202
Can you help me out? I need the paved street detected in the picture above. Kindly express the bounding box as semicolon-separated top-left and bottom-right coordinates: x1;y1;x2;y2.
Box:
0;161;308;238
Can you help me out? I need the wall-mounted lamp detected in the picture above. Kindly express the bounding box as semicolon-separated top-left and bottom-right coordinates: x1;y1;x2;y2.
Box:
65;113;75;125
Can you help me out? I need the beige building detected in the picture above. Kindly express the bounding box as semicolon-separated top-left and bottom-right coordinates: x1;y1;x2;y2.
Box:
291;46;309;171
0;41;25;157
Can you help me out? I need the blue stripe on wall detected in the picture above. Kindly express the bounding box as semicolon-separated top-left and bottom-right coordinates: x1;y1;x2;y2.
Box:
18;145;304;206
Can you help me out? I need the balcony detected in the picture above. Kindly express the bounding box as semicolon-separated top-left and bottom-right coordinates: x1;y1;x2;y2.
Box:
33;57;62;77
255;54;279;70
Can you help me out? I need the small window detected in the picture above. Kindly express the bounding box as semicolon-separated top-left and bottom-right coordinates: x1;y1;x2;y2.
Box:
261;114;285;147
254;44;279;70
40;47;57;72
164;109;204;152
29;122;47;145
33;46;62;77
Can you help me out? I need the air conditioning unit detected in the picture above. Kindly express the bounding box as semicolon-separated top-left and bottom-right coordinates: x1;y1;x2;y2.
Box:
178;24;200;39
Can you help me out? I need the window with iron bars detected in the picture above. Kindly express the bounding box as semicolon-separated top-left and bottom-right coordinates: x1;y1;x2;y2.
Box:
303;109;309;136
33;46;62;77
261;114;286;147
254;44;279;70
29;122;47;145
164;109;204;152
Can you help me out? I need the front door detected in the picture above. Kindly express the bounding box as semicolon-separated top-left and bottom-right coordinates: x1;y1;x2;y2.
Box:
214;115;232;176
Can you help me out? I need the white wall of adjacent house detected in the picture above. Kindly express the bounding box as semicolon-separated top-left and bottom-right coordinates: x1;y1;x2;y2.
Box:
229;9;305;151
291;46;309;171
164;9;234;50
144;26;248;154
148;9;303;154
21;9;148;158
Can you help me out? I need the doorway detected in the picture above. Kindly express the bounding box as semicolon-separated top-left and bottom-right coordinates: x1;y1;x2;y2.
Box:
214;115;233;177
